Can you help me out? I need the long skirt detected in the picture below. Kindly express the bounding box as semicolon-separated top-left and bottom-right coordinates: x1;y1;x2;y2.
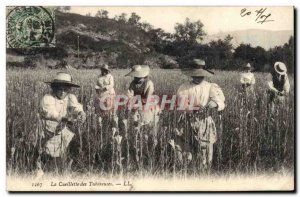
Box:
175;113;217;170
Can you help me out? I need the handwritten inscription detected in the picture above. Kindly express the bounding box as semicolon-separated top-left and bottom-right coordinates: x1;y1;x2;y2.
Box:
240;8;274;24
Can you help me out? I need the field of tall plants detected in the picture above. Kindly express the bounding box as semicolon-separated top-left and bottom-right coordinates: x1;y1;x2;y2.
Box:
6;68;294;178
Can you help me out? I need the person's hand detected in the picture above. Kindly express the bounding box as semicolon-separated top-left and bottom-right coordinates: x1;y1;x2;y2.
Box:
61;116;71;123
198;105;207;112
207;101;218;109
277;91;284;96
77;112;86;124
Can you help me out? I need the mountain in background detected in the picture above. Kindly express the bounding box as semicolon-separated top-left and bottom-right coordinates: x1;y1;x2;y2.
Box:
7;11;293;70
202;29;293;49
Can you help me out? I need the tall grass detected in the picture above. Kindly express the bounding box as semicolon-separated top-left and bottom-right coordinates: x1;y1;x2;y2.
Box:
6;69;294;176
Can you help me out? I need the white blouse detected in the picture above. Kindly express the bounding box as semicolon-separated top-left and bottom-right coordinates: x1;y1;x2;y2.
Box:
240;72;255;85
176;80;225;111
97;73;115;94
40;93;84;133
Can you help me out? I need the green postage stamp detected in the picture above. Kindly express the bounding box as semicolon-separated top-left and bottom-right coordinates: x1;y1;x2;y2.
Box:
6;6;55;48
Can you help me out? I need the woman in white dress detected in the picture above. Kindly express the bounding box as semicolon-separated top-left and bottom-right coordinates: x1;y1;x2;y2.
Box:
240;63;255;97
94;64;116;118
176;59;225;171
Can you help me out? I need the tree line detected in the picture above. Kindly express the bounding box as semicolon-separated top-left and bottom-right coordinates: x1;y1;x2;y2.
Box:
8;8;294;72
87;10;294;72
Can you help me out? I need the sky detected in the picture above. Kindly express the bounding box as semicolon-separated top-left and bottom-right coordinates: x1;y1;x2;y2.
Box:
70;6;293;35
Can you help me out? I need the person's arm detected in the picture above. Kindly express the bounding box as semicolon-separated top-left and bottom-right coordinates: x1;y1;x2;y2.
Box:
144;80;154;97
68;94;86;123
208;83;225;111
104;74;114;91
251;74;256;85
127;82;134;99
240;74;246;84
282;75;290;95
267;74;278;93
40;94;62;121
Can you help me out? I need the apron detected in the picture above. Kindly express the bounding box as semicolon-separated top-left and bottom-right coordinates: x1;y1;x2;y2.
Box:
44;127;75;158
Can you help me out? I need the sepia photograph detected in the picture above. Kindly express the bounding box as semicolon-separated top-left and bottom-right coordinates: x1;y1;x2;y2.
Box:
6;6;294;191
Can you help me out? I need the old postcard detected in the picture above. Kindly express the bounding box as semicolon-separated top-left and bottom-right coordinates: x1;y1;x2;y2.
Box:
6;6;294;191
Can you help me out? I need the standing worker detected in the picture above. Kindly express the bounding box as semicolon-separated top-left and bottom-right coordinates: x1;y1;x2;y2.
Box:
94;64;117;119
176;59;225;172
38;72;86;172
240;63;256;97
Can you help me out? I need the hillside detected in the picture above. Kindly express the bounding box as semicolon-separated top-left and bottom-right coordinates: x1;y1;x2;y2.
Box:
6;12;293;70
7;11;178;69
202;29;293;49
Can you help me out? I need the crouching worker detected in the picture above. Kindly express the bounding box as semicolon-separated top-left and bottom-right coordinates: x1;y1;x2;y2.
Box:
38;72;86;173
267;62;290;107
176;59;225;172
125;65;161;169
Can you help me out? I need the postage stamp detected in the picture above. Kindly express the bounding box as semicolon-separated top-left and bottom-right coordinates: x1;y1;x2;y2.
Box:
6;6;55;48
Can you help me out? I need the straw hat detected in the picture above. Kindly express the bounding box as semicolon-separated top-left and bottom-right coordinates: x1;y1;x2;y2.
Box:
125;65;150;78
182;68;214;77
100;64;110;72
182;59;214;77
274;62;287;75
45;72;80;88
193;59;206;66
245;63;252;68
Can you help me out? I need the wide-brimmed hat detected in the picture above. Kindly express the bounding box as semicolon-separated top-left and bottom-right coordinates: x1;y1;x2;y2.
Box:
125;65;150;78
45;72;80;88
182;59;214;77
193;59;206;66
100;64;110;72
274;62;287;75
245;63;252;69
182;68;214;77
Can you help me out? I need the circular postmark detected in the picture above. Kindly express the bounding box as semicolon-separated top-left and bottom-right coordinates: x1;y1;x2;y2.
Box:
6;6;55;48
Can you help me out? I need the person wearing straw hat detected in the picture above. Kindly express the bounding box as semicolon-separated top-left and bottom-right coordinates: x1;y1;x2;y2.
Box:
240;63;256;96
38;72;86;171
125;65;161;167
125;65;161;124
126;65;153;102
176;59;225;171
267;62;290;104
94;64;116;117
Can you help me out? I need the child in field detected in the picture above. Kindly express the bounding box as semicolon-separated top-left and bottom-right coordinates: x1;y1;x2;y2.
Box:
240;63;255;96
176;59;225;171
38;72;86;171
